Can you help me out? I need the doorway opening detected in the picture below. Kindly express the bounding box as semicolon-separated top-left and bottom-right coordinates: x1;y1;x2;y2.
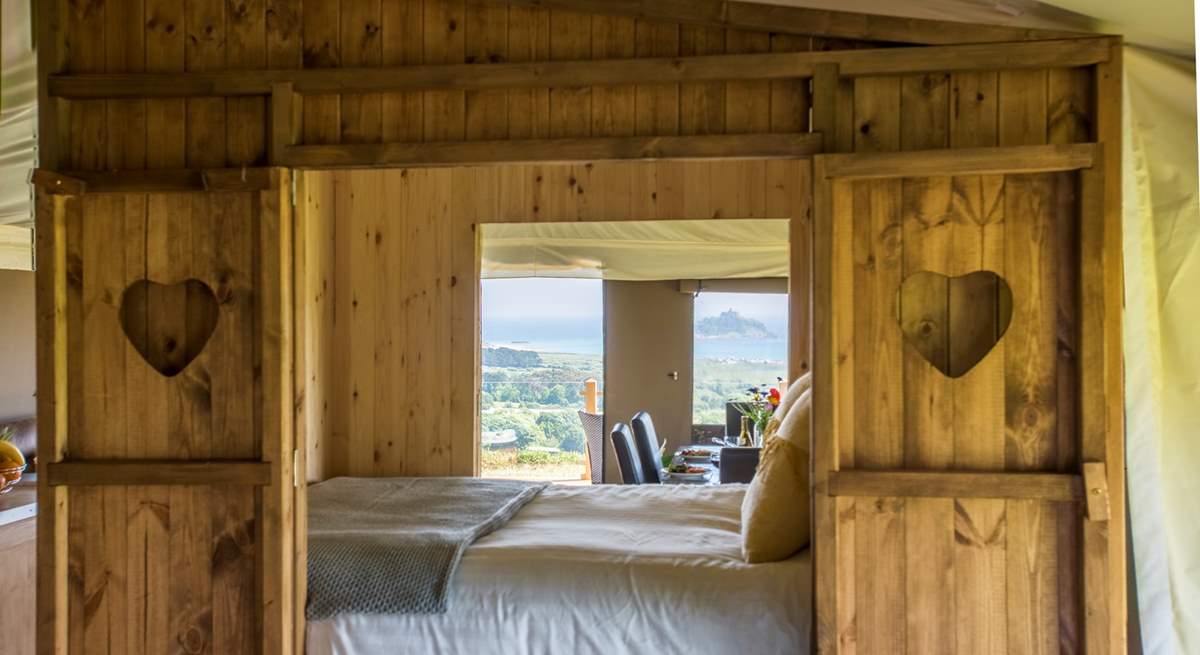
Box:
478;218;791;484
479;278;601;483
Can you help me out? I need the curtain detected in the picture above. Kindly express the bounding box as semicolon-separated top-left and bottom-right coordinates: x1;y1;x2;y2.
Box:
1123;45;1200;655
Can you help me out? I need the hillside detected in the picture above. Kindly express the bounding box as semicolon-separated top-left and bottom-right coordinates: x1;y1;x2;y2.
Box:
695;310;777;340
483;347;543;368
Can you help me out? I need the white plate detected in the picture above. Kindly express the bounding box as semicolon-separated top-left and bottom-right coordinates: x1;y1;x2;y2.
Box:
681;454;713;463
665;470;709;481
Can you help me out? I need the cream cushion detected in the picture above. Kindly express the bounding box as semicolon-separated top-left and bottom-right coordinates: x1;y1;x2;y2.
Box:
741;386;812;563
760;372;812;442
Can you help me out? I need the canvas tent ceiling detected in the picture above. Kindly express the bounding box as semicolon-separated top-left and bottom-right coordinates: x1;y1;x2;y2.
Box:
0;0;35;268
480;219;790;281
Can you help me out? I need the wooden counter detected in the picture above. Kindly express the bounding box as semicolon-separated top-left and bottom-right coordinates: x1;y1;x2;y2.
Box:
0;474;36;527
0;475;36;655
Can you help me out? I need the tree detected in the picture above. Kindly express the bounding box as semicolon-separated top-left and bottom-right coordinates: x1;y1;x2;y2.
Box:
497;384;522;404
482;412;546;449
541;384;569;406
535;411;586;453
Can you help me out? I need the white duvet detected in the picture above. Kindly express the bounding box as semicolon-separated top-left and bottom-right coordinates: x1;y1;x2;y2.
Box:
307;483;811;655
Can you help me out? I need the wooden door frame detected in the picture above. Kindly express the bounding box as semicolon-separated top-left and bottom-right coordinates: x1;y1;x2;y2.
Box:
810;142;1125;653
455;159;814;478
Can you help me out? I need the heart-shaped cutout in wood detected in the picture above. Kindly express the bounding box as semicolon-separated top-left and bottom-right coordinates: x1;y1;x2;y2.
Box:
896;270;1013;378
119;279;219;377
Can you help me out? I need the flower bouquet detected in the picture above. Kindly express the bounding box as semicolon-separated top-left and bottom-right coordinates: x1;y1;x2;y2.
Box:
736;379;783;446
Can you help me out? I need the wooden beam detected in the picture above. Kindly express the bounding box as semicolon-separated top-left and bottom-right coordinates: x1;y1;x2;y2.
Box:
34;189;70;655
30;170;87;196
44;460;275;487
270;83;301;166
48;39;1113;100
832;37;1110;76
811;155;839;654
1091;38;1127;655
1082;462;1111;521
819;143;1098;180
280;133;823;168
504;0;1086;45
828;470;1084;502
35;0;68;170
811;63;839;145
52;52;813;98
43;167;280;193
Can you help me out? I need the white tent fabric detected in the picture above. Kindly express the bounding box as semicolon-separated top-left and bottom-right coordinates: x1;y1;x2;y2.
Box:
480;219;790;281
0;0;35;229
1122;46;1200;655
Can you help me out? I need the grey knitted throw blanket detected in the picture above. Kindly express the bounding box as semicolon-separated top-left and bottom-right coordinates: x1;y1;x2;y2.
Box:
306;477;547;620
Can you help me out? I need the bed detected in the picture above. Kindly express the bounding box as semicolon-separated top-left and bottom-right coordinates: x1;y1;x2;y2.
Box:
306;482;812;655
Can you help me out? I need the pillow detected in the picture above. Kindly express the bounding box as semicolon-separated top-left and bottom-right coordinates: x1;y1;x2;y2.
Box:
760;372;812;442
741;386;812;563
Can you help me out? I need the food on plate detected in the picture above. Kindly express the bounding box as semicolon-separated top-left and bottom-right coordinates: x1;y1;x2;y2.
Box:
667;462;708;474
678;448;712;458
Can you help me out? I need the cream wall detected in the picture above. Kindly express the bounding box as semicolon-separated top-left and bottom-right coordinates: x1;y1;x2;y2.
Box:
603;281;695;483
0;269;34;420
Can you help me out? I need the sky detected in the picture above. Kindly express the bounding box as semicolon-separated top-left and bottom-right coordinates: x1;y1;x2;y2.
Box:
482;278;603;319
482;278;788;322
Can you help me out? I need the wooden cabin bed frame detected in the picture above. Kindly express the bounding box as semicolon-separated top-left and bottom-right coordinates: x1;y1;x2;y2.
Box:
31;0;1124;652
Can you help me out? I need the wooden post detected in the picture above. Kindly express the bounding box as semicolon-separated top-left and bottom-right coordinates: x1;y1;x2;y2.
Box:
580;378;603;414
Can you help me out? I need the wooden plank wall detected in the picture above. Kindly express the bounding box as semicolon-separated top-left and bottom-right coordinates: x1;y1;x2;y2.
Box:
300;159;810;478
38;185;295;655
57;0;841;171
823;67;1099;655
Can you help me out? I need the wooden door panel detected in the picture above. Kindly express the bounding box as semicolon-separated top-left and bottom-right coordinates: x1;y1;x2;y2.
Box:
812;145;1120;654
832;497;1078;654
833;173;1074;473
36;179;296;655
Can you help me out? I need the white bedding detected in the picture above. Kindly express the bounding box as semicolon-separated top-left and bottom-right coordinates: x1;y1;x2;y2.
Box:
307;483;811;655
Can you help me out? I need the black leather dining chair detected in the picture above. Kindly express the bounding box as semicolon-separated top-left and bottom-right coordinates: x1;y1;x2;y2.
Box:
629;411;663;484
719;447;760;483
610;422;646;484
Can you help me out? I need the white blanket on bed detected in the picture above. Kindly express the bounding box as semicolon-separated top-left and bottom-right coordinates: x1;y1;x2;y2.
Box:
307;483;812;655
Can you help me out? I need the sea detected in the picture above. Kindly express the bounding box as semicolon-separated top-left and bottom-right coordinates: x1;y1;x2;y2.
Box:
483;316;788;362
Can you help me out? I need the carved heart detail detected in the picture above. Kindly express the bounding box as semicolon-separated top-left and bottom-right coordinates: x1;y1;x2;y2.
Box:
896;270;1013;378
119;279;219;377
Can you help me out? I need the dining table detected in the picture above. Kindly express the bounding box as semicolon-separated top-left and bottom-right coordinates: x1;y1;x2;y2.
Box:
660;444;726;485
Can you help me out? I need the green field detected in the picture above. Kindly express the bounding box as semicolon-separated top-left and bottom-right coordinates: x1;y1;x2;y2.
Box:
480;348;784;440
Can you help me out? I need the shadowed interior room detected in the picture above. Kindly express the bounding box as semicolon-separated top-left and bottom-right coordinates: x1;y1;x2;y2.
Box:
0;0;1198;653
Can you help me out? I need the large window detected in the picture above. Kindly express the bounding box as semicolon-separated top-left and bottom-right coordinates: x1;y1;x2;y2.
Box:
480;278;602;482
693;291;789;426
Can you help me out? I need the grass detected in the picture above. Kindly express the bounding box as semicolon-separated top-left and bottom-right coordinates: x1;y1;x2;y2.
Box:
481;448;587;482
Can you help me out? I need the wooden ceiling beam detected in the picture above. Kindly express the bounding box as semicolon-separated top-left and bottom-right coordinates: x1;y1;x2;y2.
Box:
503;0;1088;45
48;38;1113;100
280;133;823;168
819;143;1099;179
32;168;282;194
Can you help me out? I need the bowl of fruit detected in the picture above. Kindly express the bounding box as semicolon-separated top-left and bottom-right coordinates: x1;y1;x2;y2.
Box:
0;427;27;494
